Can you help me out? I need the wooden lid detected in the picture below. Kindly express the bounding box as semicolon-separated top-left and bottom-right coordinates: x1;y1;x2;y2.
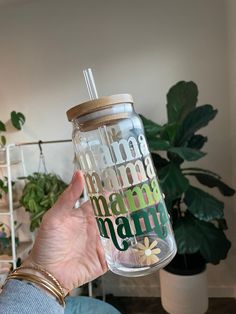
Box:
66;94;133;121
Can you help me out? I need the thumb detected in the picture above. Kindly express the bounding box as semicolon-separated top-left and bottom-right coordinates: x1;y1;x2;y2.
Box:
53;170;85;211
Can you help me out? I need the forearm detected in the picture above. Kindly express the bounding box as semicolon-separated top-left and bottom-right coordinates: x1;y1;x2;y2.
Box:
0;279;64;314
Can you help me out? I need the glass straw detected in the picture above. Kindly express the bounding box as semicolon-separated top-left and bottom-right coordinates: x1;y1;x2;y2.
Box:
82;68;137;248
83;68;98;99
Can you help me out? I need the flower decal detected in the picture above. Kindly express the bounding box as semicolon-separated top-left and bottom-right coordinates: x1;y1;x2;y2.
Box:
136;237;161;265
108;127;122;142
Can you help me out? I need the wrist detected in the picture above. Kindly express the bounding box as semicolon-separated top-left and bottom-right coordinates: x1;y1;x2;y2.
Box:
5;264;66;306
22;259;69;295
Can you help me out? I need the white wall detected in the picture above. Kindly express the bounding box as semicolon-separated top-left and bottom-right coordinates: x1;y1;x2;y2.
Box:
227;0;236;298
0;0;235;296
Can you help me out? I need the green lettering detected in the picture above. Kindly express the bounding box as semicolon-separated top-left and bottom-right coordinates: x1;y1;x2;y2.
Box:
109;193;127;215
95;217;129;251
131;207;166;239
116;216;133;239
151;178;162;203
158;202;169;225
131;209;153;235
125;183;155;212
96;217;110;238
90;195;111;217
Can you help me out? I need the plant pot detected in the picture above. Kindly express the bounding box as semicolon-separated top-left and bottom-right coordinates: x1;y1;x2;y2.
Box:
159;254;208;314
160;268;208;314
0;146;20;165
0;148;6;165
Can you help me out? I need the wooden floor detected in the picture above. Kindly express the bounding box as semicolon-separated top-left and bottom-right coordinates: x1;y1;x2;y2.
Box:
105;296;236;314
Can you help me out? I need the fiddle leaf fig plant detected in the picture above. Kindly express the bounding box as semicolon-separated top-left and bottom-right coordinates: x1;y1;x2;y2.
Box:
140;81;235;265
0;111;26;148
20;173;68;231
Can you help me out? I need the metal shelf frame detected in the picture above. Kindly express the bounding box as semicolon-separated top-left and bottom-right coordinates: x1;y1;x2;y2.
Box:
0;139;71;269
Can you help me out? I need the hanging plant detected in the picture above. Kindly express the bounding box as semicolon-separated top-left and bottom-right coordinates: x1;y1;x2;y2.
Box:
20;173;68;231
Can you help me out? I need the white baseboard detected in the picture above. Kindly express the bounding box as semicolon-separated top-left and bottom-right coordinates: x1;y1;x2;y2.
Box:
208;285;236;298
104;284;236;298
103;274;236;298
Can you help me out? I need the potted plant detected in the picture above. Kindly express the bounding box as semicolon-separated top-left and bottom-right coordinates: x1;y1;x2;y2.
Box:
0;111;26;164
20;172;68;231
140;81;235;314
0;177;18;207
0;222;19;256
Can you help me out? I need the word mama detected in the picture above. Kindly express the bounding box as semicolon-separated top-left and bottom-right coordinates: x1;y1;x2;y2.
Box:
79;133;170;251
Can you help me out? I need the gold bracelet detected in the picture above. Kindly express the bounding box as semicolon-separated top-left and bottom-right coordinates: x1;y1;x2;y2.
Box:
14;265;66;297
6;272;65;307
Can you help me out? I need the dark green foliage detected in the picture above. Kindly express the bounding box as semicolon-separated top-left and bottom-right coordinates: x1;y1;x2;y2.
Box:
0;121;6;132
140;80;235;265
0;177;14;199
20;173;68;231
10;111;26;130
0;111;26;147
0;178;8;199
167;81;198;123
0;222;19;255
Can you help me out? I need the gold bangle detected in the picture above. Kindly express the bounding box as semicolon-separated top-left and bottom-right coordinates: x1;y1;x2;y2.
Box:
14;265;66;297
6;272;65;306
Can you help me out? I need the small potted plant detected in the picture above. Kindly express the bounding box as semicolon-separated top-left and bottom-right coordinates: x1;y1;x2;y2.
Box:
20;172;68;231
0;177;20;210
0;222;19;257
140;81;235;314
0;111;26;164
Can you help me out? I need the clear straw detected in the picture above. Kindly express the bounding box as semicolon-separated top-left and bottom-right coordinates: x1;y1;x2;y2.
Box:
82;68;137;248
83;68;98;100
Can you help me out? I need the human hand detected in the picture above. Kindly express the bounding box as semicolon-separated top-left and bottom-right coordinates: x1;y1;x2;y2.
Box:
23;171;108;294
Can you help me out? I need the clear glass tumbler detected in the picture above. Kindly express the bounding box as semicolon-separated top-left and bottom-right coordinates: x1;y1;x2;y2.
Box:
67;94;176;277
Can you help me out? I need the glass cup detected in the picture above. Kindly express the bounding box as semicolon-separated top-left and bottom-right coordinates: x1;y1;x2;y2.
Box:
67;94;176;277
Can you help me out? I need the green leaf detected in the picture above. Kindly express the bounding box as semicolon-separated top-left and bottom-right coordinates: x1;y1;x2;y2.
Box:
174;213;231;263
175;104;217;145
168;147;206;161
151;153;169;169
184;186;224;221
187;173;235;197
167;81;198;123
147;137;171;151
139;114;162;136
11;111;26;130
31;209;46;222
160;123;179;143
216;219;228;230
187;134;208;150
28;199;38;213
1;135;6;146
0;121;6;132
196;219;231;264
158;163;189;202
174;216;200;254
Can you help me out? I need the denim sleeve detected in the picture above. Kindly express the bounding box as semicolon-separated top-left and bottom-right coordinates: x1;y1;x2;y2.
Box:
0;279;63;314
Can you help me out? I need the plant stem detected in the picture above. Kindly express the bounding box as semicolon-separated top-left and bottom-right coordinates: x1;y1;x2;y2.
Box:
181;167;221;179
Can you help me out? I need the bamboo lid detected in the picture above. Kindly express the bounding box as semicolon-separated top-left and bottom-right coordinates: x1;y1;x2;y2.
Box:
66;94;133;121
